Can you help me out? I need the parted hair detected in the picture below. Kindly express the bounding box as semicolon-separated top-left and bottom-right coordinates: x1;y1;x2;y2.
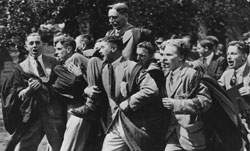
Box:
59;36;76;52
25;32;41;42
199;39;214;51
108;2;129;15
228;41;249;55
102;35;124;51
137;41;155;55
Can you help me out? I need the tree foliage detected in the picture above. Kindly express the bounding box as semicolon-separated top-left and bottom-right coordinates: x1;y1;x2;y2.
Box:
1;0;250;45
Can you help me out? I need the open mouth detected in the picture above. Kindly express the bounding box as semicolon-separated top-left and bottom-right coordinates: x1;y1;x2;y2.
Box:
227;60;234;67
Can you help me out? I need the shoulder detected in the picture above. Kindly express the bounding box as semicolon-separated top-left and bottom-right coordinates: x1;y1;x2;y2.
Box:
183;65;198;76
43;55;59;65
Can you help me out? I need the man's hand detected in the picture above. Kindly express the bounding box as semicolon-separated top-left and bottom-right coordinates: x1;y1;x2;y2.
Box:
18;78;41;101
84;86;101;99
239;86;250;96
67;62;82;76
162;97;174;110
120;81;128;97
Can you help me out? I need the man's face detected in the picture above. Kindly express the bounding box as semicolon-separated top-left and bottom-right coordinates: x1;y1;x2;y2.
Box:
99;41;113;62
227;46;247;69
136;47;151;65
108;9;127;30
55;42;68;62
25;35;43;58
162;45;182;71
196;43;207;57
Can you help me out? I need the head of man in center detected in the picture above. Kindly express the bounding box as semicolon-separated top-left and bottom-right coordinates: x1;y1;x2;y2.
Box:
99;36;123;63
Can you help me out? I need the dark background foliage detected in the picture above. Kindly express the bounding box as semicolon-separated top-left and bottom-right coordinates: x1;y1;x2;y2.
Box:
1;0;250;45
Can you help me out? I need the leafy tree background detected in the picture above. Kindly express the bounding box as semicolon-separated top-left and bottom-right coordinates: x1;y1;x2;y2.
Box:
1;0;250;45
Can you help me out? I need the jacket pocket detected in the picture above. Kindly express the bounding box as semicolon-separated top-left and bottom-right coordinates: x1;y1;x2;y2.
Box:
178;121;206;150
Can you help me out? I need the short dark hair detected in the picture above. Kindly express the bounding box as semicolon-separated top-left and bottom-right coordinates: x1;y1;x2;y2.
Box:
165;39;190;61
59;36;76;52
137;41;155;55
108;2;129;15
228;41;249;55
205;35;219;47
102;36;123;51
199;39;214;51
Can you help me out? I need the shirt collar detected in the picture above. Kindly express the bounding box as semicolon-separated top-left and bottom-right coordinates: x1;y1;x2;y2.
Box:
30;54;42;62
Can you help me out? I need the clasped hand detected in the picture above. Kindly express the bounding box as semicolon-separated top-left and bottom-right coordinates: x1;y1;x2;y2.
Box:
18;78;41;101
67;62;82;76
162;97;174;110
84;86;101;99
239;86;250;96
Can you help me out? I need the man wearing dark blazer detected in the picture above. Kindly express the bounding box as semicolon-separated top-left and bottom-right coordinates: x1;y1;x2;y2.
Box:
106;2;152;61
1;33;65;151
161;39;212;151
196;39;227;80
85;36;168;151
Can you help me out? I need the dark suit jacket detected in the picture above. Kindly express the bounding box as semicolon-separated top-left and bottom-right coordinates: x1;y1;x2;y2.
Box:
106;24;152;61
1;55;62;133
200;54;227;80
101;57;168;151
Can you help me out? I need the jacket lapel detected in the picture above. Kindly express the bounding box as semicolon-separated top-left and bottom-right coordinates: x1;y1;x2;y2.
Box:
42;55;52;76
170;66;187;98
207;55;218;75
19;56;36;76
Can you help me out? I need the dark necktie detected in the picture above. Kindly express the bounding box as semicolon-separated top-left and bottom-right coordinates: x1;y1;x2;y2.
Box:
168;71;174;92
108;64;115;98
230;70;237;87
203;57;208;67
35;58;46;77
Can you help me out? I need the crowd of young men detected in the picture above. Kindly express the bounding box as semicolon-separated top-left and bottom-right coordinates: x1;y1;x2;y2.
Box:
2;2;250;151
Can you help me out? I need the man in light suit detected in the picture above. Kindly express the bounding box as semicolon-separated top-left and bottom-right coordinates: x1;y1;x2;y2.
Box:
196;39;227;80
218;41;250;143
161;39;212;151
1;33;65;151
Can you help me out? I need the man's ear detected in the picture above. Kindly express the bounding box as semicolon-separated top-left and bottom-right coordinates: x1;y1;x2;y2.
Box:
66;46;73;53
111;45;117;53
178;55;184;61
205;46;209;52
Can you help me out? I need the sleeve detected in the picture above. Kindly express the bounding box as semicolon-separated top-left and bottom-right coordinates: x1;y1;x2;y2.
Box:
173;72;212;114
218;70;226;88
127;71;159;111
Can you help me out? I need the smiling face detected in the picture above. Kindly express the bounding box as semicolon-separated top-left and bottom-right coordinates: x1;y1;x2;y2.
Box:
108;9;127;30
162;45;183;71
25;34;43;58
227;45;247;70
